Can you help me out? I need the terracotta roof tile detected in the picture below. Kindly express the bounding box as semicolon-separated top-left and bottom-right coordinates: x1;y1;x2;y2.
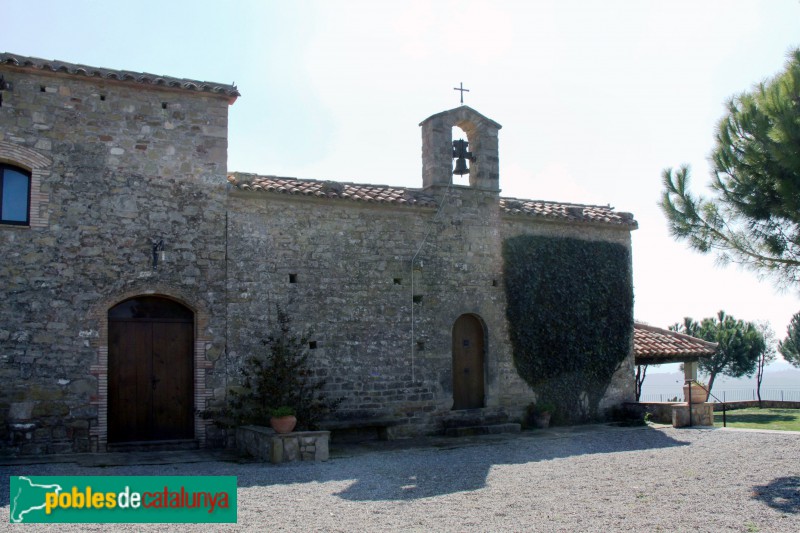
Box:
227;174;438;208
0;53;240;100
500;198;636;227
229;174;637;226
634;323;717;364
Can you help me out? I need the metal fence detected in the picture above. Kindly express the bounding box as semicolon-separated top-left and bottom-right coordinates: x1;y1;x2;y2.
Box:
639;389;800;403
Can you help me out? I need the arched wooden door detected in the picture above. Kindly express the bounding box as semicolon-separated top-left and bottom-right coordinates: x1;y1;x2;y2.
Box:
452;314;485;410
108;297;194;443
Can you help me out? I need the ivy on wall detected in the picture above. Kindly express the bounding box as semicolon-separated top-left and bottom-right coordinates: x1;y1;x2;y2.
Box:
503;235;633;423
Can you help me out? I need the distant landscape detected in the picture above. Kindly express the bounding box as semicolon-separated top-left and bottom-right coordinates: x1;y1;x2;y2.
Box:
640;364;800;403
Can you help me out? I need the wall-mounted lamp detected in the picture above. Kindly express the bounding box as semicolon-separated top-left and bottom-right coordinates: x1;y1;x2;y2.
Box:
152;238;165;270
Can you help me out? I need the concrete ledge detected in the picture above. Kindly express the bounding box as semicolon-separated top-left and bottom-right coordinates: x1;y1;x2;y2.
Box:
625;402;678;424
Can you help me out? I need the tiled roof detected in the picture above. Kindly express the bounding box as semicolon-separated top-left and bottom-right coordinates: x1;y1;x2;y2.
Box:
228;174;637;226
634;323;717;365
0;53;240;100
500;198;636;227
227;174;439;208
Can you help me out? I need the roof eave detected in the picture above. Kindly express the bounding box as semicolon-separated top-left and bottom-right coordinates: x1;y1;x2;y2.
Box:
0;52;240;101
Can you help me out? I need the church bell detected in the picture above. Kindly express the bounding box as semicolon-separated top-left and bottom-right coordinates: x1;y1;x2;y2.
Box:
452;139;474;176
453;157;469;175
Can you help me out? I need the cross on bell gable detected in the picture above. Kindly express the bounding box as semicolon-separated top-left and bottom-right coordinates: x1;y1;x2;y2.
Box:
453;82;469;105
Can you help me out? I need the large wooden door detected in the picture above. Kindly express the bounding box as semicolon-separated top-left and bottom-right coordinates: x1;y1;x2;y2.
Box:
108;297;194;443
452;314;485;410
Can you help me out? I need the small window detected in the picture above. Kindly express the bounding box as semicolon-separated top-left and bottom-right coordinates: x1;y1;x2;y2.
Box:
0;164;31;225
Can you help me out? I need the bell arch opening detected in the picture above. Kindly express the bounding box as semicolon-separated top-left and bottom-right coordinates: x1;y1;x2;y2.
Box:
451;125;471;186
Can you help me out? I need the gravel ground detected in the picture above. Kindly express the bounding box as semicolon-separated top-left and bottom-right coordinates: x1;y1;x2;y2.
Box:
1;425;798;532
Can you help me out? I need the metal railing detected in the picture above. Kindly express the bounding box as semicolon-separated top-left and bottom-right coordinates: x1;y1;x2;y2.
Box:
640;388;800;403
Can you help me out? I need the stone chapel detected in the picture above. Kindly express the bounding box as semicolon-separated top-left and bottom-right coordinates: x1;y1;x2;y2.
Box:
0;53;637;455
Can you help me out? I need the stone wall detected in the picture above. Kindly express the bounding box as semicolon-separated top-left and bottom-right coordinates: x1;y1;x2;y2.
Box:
0;60;636;455
0;66;231;454
225;181;635;436
712;401;800;411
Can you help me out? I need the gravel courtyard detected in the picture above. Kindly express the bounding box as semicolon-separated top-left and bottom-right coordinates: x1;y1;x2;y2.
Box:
2;425;798;532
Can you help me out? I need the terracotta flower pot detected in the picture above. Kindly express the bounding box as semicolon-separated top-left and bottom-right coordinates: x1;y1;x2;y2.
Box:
270;415;297;434
533;412;551;429
683;383;708;404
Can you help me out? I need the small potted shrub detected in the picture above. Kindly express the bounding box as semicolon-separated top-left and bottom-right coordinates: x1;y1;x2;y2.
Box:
532;401;555;429
270;406;297;434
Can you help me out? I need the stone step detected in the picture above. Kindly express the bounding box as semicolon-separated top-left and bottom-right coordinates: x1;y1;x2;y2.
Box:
107;439;199;453
444;423;521;437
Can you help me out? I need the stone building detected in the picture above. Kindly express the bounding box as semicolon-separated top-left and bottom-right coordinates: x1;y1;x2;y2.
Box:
0;53;637;455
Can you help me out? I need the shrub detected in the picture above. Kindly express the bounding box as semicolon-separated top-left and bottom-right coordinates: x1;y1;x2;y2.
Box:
222;306;341;430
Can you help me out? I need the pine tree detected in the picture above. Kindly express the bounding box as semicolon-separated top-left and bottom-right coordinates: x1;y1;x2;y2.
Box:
778;311;800;367
661;49;800;287
229;306;341;430
671;311;766;394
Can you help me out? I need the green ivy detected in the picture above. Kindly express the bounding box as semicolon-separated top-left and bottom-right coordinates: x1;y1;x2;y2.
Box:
503;235;633;423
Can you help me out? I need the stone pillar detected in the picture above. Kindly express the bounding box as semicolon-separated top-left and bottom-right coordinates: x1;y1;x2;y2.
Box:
673;361;714;427
672;403;714;427
684;361;698;382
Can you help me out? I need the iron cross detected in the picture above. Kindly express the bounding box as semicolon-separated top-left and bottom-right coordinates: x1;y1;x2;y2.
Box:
453;82;469;104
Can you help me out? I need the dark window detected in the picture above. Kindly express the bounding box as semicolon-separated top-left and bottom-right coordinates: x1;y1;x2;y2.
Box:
0;164;31;225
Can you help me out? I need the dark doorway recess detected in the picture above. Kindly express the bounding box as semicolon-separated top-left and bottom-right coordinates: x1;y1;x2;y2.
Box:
108;296;194;443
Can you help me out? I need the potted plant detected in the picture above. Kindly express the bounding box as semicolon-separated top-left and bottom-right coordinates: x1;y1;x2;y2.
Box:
269;406;297;434
682;380;709;404
532;401;555;429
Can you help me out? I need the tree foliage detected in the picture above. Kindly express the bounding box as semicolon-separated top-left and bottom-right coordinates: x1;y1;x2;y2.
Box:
778;311;800;367
671;311;766;394
503;235;633;423
661;49;800;287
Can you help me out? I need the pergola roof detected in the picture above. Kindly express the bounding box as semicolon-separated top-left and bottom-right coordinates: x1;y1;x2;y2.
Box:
634;323;717;365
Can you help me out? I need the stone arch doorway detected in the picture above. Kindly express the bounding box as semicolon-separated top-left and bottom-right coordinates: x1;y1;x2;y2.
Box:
107;296;194;443
452;314;486;410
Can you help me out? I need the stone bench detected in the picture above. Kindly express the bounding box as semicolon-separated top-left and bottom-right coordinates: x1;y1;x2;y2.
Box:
319;418;404;441
236;425;330;463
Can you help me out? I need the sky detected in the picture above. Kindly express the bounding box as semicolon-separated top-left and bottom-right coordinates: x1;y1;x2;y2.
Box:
5;1;800;370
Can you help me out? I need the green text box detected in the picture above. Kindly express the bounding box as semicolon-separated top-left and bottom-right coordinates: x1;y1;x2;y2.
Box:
9;476;237;523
